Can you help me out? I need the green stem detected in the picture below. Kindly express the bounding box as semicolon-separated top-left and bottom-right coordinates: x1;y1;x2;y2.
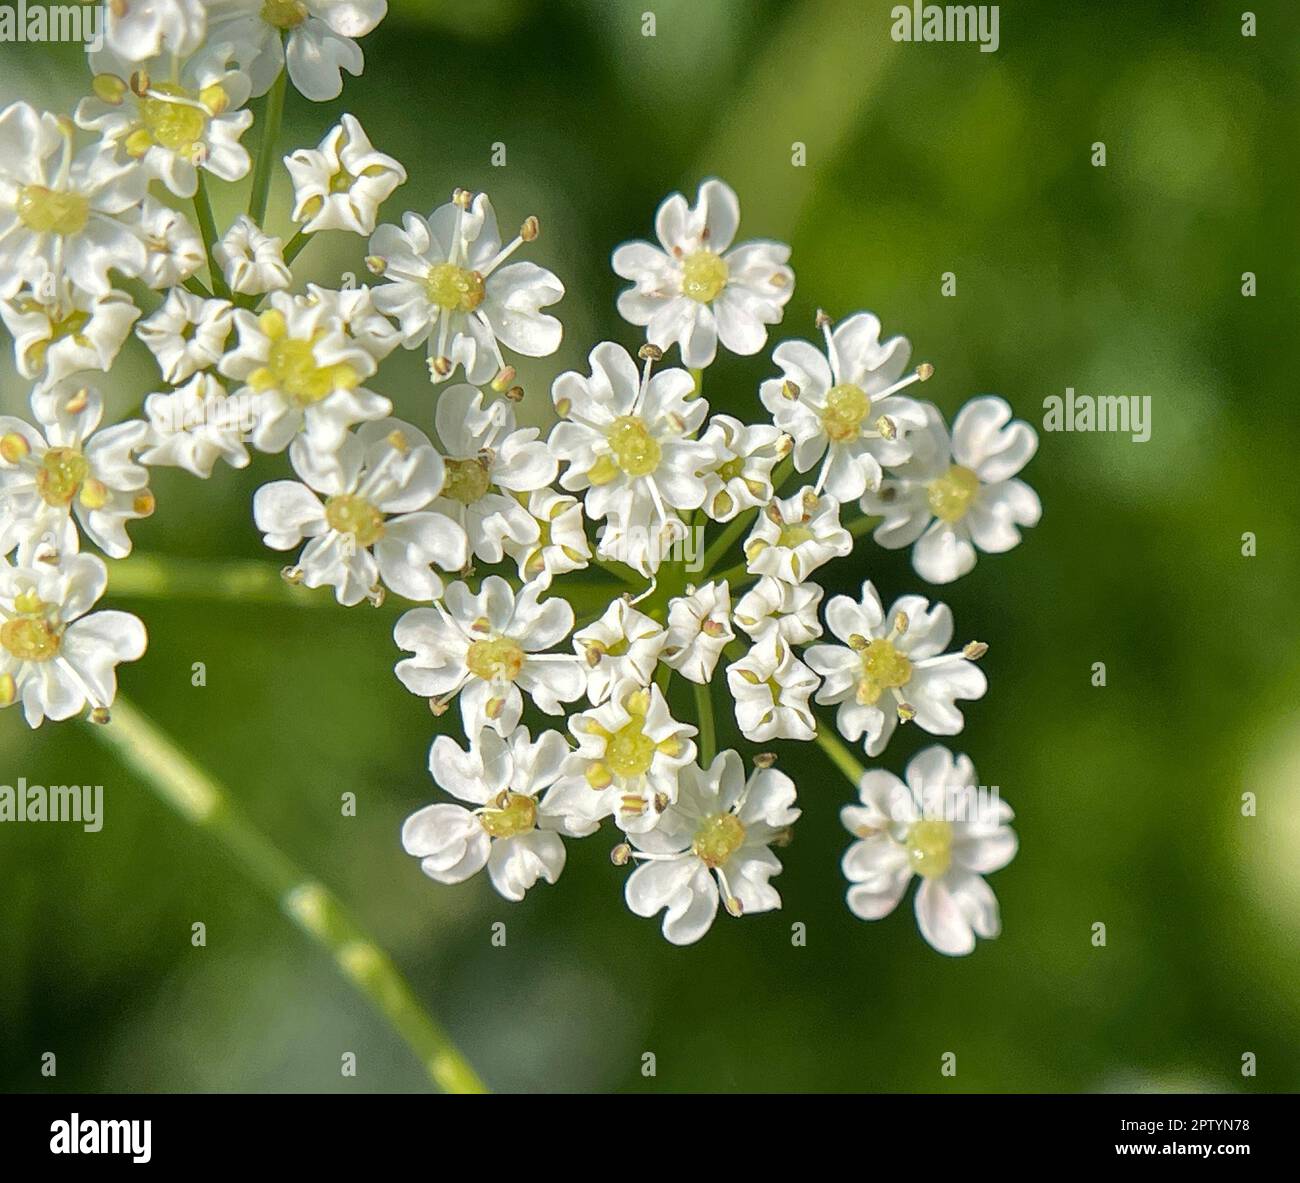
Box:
694;680;715;765
283;227;310;265
88;697;488;1094
591;556;646;590
813;721;867;785
700;507;757;580
248;69;287;228
192;174;230;299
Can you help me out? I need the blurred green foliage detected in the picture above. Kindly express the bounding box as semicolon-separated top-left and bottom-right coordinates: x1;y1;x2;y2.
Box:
1;0;1297;1093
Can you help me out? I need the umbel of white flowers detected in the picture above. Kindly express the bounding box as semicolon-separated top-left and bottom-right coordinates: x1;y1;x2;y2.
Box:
0;2;1040;954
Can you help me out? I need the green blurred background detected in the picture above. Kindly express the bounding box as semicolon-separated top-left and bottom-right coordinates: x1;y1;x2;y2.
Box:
2;0;1297;1092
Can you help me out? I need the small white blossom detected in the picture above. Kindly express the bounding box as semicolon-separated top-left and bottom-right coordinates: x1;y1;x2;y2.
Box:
254;419;465;606
698;413;788;522
725;632;818;742
127;195;205;289
744;487;851;583
547;680;697;835
103;0;208;62
402;727;596;900
139;372;251;478
393;575;585;739
370;191;563;385
860;398;1041;584
430;384;557;566
612;178;793;368
623;750;799;944
501;488;590;586
136;287;233;384
301;283;400;361
214;214;291;295
732;575;823;646
0;552;146;728
760;312;930;502
0;386;152;559
1;280;139;388
285;113;405;235
573;598;666;705
840;745;1016;956
805;580;987;757
660;580;732;684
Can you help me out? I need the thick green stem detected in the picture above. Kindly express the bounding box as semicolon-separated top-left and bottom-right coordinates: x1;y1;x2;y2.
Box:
694;680;716;765
591;555;646;590
813;722;867;785
192;174;229;299
88;697;488;1094
248;69;287;228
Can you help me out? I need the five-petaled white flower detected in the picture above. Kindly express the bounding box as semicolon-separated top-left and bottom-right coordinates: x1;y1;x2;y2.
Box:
286;113;405;235
392;575;584;738
760;311;931;503
549;341;711;577
0;102;147;298
840;744;1016;956
208;0;388;102
732;575;823;646
0;551;146;727
698;413;788;522
140;371;252;478
128;195;204;288
573;598;666;705
402;727;596;900
744;487;851;584
213;214;291;295
300;282;400;362
726;631;818;742
254;419;465;606
806;580;987;757
501;488;591;586
551;680;697;835
860;398;1041;584
1;280;139;388
622;749;799;945
0;386;152;559
430;384;557;566
612;178;793;368
369;190;563;385
660;580;733;684
136;287;233;384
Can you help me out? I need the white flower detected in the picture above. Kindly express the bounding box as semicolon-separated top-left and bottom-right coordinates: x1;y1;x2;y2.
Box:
805;580;987;757
0;386;152;559
0;552;146;728
622;750;799;944
103;0;208;62
760;312;931;503
660;580;732;684
78;46;254;199
213;214;291;295
285;113;405;235
369;191;563;385
732;575;822;646
547;680;696;834
840;745;1016;956
393;575;584;738
136;287;233;383
301;283;399;361
430;384;557;566
501;488;590;586
220;291;389;454
725;631;818;742
860;398;1041;584
254;419;465;606
744;487;851;583
549;341;711;577
208;0;388;101
698;413;788;522
402;727;596;900
0;103;147;298
127;195;204;288
139;372;251;478
612;178;793;368
573;598;666;705
1;280;138;388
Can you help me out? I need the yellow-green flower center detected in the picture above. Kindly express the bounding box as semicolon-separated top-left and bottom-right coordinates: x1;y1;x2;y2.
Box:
777;523;814;548
905;819;953;878
262;0;308;29
36;446;90;507
324;493;385;547
607;416;662;478
680;249;729;303
441;457;491;505
605;716;657;778
137;82;207;154
480;792;537;840
821;383;872;443
692;812;746;869
248;311;360;406
426;263;486;312
855;637;912;705
17;185;90;236
466;636;525;683
1;595;61;663
926;464;980;523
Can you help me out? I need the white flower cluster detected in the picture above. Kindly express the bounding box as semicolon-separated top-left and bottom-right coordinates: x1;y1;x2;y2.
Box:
0;6;1038;955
